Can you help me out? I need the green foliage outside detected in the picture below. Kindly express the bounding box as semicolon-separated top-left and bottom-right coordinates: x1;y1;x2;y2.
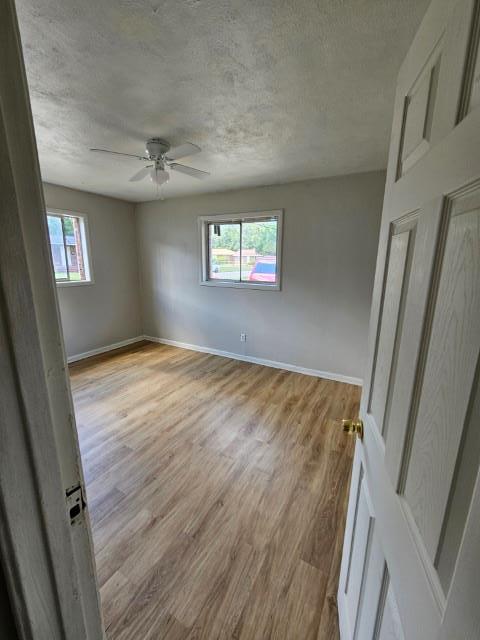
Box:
63;215;74;235
210;220;277;256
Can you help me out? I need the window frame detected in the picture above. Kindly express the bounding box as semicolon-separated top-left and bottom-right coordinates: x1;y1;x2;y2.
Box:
199;209;283;290
46;208;94;287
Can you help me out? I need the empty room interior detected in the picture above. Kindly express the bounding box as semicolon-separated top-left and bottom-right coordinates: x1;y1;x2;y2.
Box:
2;0;480;638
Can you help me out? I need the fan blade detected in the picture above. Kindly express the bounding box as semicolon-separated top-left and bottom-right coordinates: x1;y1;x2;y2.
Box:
150;168;169;185
129;166;152;182
169;163;209;179
90;148;148;160
165;142;201;161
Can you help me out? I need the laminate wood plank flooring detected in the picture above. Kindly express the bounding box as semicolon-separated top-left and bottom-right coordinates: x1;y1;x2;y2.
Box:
70;342;359;639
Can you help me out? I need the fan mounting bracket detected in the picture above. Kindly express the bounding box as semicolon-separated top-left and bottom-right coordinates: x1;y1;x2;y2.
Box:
146;138;170;160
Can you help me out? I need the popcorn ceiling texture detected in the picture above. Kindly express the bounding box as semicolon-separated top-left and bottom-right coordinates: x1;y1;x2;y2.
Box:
17;0;428;202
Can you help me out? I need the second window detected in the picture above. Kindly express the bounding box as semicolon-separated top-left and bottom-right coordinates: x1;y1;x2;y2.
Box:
202;211;282;289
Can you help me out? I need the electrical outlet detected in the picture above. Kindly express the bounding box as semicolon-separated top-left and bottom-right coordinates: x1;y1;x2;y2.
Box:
240;333;247;342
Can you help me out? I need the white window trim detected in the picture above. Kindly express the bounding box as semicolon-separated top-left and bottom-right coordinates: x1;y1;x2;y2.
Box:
198;209;283;291
47;208;94;287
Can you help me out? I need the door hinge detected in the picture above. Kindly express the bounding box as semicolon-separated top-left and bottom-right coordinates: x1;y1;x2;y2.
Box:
66;483;86;525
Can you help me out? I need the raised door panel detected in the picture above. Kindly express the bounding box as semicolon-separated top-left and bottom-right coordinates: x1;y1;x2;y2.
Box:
395;0;476;181
369;228;412;437
377;579;405;640
383;200;443;487
469;37;480;112
366;203;442;468
431;0;478;135
436;369;480;593
342;514;408;640
438;444;480;640
354;545;390;640
402;185;480;566
397;47;441;178
458;2;480;119
338;454;376;640
343;467;373;637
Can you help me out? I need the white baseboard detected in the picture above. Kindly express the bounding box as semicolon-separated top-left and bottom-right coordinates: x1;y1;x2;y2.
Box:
67;336;145;364
144;335;363;386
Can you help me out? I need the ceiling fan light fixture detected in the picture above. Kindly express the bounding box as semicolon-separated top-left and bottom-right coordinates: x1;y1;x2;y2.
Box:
150;167;169;185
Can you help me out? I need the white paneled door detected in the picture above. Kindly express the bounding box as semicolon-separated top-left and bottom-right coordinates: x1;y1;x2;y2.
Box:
337;1;480;639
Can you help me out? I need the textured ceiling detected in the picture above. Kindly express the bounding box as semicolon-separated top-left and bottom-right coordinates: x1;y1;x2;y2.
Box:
16;0;429;202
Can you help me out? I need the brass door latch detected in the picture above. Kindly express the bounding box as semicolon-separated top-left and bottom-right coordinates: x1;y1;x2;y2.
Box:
342;418;364;440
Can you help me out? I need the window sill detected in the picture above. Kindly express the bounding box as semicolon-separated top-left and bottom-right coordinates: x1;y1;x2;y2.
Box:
56;280;94;288
200;280;280;291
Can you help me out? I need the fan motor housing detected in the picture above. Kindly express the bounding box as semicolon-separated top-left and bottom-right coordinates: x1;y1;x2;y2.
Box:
146;138;170;159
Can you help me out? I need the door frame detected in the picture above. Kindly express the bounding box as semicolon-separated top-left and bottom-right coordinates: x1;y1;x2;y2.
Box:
0;1;103;638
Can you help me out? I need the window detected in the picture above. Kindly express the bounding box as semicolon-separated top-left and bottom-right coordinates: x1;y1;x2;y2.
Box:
46;211;92;285
199;210;283;289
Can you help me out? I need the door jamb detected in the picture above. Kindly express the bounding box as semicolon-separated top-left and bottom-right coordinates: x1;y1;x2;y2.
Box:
0;1;104;638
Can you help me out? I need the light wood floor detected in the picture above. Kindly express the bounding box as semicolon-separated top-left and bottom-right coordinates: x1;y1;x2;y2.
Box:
71;342;360;639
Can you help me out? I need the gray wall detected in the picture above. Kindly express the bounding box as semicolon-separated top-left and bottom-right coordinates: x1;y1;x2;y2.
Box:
43;183;142;359
136;171;384;381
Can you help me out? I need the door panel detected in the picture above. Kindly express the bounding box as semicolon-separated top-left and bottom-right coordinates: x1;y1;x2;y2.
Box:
339;455;375;639
355;544;386;640
383;202;442;487
338;1;480;638
345;482;373;636
369;226;413;436
403;188;480;562
458;2;480;119
469;36;480;112
397;41;441;178
396;0;476;179
430;0;478;136
436;362;480;593
376;579;405;640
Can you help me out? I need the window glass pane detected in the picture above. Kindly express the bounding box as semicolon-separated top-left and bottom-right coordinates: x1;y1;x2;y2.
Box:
64;215;86;281
241;218;278;283
209;223;241;280
47;215;68;280
47;213;90;283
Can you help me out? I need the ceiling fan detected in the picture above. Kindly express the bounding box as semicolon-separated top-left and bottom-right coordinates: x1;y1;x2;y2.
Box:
90;138;210;185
